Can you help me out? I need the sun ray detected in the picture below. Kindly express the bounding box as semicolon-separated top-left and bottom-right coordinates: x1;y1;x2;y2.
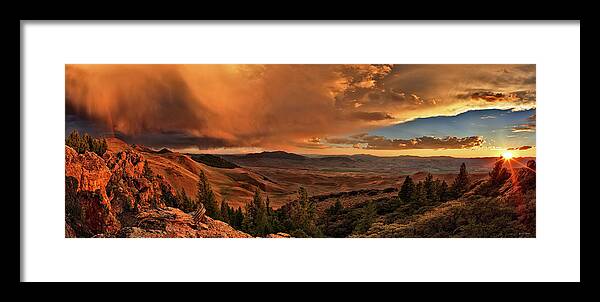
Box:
509;157;537;173
502;151;514;160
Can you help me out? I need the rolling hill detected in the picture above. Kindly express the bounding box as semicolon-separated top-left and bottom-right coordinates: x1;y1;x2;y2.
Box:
105;138;286;209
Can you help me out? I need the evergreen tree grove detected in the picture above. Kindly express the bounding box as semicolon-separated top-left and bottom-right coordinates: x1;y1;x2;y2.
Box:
242;189;273;236
65;130;108;156
197;170;220;220
220;200;231;224
288;187;320;237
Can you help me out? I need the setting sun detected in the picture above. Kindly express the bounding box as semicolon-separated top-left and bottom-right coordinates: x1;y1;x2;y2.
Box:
502;151;514;160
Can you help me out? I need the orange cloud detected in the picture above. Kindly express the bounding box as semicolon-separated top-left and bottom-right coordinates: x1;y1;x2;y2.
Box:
508;145;533;150
512;114;536;133
66;64;535;151
325;134;484;150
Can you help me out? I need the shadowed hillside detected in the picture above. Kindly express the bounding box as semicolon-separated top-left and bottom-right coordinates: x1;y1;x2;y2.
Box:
187;154;240;169
67;133;535;238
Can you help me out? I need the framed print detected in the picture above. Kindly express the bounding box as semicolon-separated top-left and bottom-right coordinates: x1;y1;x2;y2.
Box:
21;21;580;282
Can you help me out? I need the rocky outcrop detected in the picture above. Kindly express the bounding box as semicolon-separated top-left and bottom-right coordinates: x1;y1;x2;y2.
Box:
103;149;173;214
65;146;112;204
65;145;251;238
265;232;291;238
115;207;251;238
65;146;120;236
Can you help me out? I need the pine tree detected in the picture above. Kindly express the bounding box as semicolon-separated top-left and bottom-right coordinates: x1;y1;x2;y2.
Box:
265;194;279;233
353;202;377;234
82;133;93;153
489;159;510;186
242;202;255;233
412;181;427;206
256;192;271;235
476;158;513;196
227;205;235;225
325;200;343;216
220;200;230;223
423;173;436;203
241;189;272;235
233;207;244;229
160;183;178;208
399;175;415;203
288;187;320;237
100;138;108;155
437;180;450;202
451;163;470;198
182;189;192;212
265;194;272;217
197;170;220;220
178;188;197;213
66;130;78;151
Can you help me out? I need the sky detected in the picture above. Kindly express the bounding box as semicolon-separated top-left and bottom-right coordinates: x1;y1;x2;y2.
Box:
65;64;536;157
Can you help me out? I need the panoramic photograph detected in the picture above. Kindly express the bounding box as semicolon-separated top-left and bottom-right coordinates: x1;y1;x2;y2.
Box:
64;64;536;238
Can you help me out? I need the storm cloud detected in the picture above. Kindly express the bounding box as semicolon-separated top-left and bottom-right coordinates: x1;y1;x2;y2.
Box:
66;64;535;151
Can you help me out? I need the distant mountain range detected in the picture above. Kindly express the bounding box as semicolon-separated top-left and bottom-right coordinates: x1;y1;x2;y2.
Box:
221;150;535;174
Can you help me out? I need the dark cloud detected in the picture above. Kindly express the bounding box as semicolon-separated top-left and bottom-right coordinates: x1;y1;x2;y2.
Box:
512;114;536;133
348;111;394;121
512;124;536;132
456;89;536;104
472;91;507;102
323;137;357;145
508;145;533;150
325;134;484;150
119;131;237;150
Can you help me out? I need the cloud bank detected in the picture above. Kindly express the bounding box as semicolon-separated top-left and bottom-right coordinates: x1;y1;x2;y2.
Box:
508;145;533;150
322;133;484;150
66;64;535;151
512;114;536;133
